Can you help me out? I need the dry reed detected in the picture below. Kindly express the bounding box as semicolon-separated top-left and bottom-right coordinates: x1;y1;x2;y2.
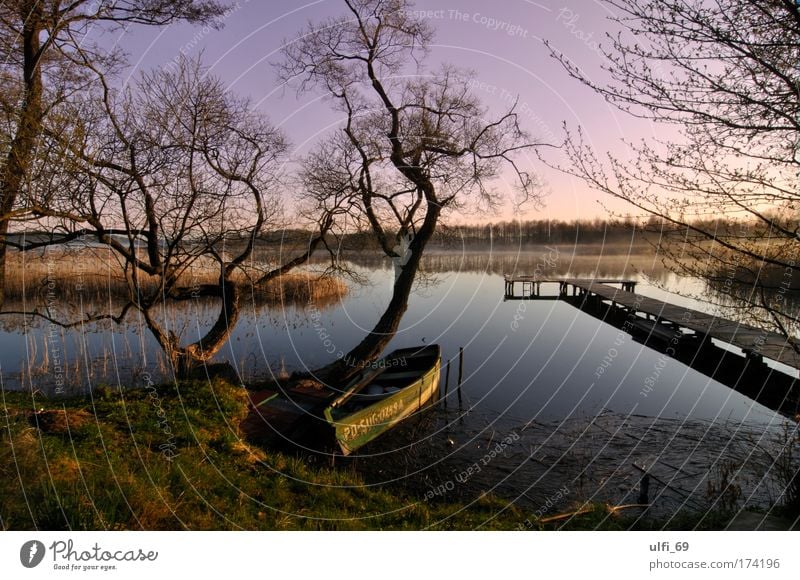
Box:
5;248;348;307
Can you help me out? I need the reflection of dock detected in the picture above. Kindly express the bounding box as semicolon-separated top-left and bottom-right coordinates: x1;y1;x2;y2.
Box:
504;277;800;373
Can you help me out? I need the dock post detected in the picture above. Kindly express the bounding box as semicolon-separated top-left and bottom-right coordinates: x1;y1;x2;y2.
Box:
457;347;464;407
745;350;764;366
443;358;451;406
638;472;650;505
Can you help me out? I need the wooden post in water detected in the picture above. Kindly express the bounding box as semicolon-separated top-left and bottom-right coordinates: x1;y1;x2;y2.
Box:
638;471;650;505
457;347;464;407
443;358;451;407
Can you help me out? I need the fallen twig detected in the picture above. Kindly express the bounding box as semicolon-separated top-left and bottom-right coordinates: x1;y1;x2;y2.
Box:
539;505;594;524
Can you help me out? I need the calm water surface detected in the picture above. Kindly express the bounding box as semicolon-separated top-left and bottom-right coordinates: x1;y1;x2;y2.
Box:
3;250;795;520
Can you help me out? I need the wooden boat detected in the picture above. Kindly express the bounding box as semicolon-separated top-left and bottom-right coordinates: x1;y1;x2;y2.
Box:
323;345;441;455
242;381;334;447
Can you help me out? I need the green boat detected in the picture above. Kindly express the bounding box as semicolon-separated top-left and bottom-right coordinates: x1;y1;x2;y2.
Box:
323;345;442;455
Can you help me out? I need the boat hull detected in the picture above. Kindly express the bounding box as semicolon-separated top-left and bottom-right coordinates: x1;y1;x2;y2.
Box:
325;346;441;455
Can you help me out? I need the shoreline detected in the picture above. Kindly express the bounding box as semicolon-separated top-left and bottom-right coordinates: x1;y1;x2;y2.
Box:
2;378;794;531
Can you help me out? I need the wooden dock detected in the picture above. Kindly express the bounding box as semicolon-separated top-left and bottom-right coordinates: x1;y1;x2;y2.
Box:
504;277;637;298
504;277;800;371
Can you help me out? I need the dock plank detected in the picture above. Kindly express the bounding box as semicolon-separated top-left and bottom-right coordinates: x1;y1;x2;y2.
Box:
570;281;800;370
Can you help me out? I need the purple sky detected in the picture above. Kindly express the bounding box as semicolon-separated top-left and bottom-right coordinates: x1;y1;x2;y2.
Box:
101;0;659;222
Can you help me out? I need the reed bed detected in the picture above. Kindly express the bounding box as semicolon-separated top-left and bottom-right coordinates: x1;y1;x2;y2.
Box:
5;249;348;307
1;250;347;395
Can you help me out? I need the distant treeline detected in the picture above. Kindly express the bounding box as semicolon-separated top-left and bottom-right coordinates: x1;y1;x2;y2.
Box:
432;219;645;247
247;216;796;249
424;217;786;247
11;217;768;253
257;219;649;250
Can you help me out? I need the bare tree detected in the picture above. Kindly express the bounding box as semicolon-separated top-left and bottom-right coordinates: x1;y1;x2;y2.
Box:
0;0;228;306
14;58;339;376
281;0;543;380
547;0;799;338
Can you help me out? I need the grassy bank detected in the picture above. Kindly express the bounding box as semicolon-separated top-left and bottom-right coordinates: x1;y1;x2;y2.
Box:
3;379;790;530
0;379;526;530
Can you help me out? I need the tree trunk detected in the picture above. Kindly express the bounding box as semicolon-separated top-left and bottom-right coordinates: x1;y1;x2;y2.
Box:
156;280;242;379
319;200;441;384
0;2;44;308
0;222;9;309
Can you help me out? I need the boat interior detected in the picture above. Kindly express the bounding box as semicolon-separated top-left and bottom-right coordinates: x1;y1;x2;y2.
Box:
339;345;440;408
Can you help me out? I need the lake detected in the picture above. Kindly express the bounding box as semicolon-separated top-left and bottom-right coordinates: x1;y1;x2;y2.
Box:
2;248;797;521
